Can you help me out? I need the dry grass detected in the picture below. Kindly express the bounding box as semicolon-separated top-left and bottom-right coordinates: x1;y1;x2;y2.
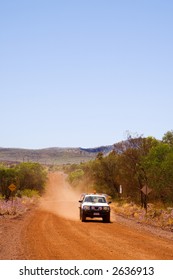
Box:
112;201;173;231
0;196;38;217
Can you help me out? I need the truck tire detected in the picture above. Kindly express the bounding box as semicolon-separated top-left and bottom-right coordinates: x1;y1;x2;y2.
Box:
81;213;86;222
103;213;110;223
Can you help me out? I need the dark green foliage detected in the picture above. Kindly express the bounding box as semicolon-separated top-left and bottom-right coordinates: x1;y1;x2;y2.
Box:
90;151;119;197
0;165;18;200
16;162;47;193
142;142;173;203
0;162;47;198
115;136;158;202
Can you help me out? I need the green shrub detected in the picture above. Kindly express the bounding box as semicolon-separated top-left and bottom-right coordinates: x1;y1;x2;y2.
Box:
68;169;84;184
17;189;40;198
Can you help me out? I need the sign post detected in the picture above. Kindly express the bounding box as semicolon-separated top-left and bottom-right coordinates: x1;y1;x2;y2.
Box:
119;185;123;194
141;185;152;213
8;184;16;205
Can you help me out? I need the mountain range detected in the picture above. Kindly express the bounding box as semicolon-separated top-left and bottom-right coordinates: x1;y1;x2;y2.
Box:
0;145;115;165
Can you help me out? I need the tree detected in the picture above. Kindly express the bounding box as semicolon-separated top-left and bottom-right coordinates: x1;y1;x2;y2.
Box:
162;130;173;146
116;136;158;202
0;165;17;199
68;169;84;185
90;151;119;197
16;162;47;194
142;142;173;203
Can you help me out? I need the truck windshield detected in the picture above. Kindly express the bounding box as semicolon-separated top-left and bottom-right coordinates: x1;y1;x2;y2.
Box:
84;196;106;203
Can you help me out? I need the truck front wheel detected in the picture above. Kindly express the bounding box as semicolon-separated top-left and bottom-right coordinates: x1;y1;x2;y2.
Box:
103;213;110;223
81;212;86;222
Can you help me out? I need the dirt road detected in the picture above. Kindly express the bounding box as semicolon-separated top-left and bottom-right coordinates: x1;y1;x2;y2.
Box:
1;172;173;260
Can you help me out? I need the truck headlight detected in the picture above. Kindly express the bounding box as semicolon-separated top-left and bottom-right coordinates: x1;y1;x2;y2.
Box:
83;205;90;210
103;206;110;211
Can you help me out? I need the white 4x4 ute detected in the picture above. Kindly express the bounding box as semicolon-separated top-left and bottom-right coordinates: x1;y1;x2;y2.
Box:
79;193;111;223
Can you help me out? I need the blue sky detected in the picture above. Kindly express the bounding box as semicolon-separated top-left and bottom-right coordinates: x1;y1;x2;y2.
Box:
0;0;173;149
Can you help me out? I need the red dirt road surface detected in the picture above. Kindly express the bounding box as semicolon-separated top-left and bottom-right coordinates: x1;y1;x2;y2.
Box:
0;172;173;260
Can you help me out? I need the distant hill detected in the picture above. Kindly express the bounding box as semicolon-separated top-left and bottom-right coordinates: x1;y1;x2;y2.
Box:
80;145;113;154
0;145;115;165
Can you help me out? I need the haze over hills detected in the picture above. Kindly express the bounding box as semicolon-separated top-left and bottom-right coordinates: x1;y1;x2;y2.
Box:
0;145;115;165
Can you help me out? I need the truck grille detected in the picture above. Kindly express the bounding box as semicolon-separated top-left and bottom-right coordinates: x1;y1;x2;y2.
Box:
91;206;102;211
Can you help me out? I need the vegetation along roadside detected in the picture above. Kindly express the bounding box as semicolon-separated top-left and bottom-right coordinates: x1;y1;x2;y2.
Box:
65;131;173;231
0;162;47;217
1;130;173;231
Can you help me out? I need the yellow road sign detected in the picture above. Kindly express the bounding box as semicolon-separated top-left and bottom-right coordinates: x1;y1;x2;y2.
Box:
8;184;16;192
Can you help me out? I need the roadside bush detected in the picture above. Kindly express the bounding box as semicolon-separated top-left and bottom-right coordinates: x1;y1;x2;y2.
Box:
16;162;47;193
68;169;84;185
0;162;47;198
16;189;40;198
